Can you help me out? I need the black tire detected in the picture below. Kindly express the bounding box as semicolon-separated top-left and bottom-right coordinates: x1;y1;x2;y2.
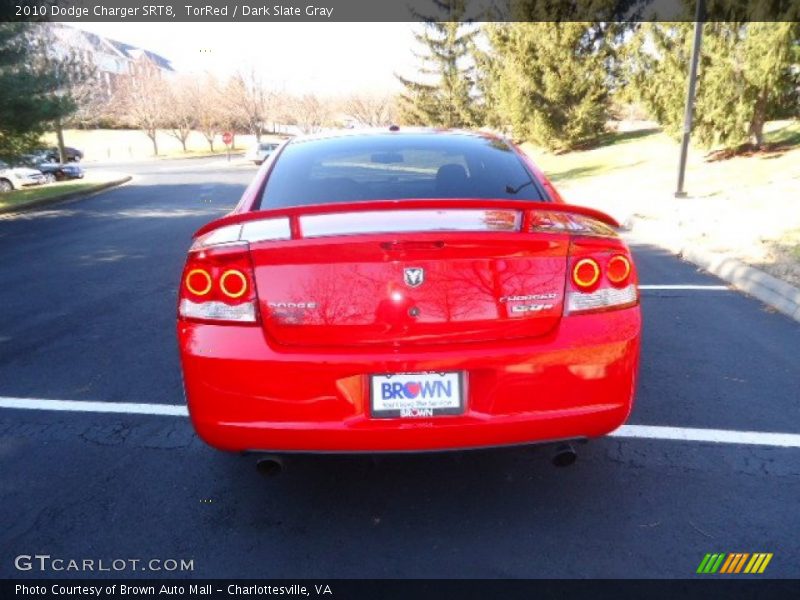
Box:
0;179;12;193
44;173;57;184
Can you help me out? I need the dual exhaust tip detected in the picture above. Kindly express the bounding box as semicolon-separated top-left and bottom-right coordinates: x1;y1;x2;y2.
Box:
255;443;577;477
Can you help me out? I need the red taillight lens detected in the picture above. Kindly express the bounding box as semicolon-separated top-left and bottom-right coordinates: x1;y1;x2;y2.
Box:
566;243;638;315
178;243;259;323
219;269;248;299
185;268;213;296
572;258;601;290
606;254;631;287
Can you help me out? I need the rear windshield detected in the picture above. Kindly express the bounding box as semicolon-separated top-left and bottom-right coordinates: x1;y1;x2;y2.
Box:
258;133;547;209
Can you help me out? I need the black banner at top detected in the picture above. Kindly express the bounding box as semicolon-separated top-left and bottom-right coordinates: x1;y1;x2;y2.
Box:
2;0;800;22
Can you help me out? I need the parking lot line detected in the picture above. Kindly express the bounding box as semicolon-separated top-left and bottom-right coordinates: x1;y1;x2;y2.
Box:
0;396;188;416
2;396;800;449
611;424;800;448
638;285;730;290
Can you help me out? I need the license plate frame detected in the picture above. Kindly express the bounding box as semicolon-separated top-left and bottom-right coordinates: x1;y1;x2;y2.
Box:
369;371;465;419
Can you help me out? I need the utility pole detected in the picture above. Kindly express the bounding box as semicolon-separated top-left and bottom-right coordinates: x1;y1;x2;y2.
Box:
675;0;705;198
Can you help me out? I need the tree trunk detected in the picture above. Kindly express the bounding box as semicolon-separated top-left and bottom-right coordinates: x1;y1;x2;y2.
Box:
749;117;765;147
181;135;187;152
56;119;66;164
748;87;768;147
149;130;158;156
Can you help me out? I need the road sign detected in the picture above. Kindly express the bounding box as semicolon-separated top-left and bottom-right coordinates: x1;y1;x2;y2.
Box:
222;131;233;145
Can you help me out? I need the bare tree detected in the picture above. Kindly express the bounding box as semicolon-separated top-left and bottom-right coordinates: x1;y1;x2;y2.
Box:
217;76;247;148
165;76;197;152
342;92;397;126
222;70;274;141
270;90;296;133
65;78;110;128
189;74;224;152
293;93;332;134
113;68;170;156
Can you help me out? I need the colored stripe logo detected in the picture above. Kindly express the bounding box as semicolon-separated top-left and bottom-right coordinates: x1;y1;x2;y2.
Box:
697;553;773;574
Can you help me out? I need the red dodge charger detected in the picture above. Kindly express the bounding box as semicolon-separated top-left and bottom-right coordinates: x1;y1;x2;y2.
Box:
177;129;641;455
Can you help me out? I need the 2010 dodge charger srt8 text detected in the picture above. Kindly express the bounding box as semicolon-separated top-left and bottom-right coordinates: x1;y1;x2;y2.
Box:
177;129;641;453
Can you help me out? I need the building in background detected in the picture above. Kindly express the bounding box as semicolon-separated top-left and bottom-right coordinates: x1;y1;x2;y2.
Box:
48;23;175;98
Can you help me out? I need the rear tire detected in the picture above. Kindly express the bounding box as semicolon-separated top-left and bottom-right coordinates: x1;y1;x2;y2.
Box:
0;179;12;193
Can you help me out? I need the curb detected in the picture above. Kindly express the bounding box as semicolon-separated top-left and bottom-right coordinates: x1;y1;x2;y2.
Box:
0;176;132;216
628;217;800;323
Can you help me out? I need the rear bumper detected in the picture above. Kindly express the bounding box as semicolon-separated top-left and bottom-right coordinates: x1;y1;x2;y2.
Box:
178;307;640;452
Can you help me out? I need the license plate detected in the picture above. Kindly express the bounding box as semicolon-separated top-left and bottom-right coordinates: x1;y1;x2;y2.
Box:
369;372;464;418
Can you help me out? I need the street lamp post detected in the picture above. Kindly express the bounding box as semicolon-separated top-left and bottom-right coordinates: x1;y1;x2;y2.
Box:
675;0;705;198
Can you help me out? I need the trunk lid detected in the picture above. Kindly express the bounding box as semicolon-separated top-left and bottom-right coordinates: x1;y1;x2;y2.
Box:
223;202;616;348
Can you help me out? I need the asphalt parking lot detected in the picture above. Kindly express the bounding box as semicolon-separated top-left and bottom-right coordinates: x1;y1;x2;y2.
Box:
1;156;798;579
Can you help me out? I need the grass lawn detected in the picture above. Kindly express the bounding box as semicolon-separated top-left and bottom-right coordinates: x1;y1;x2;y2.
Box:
521;120;800;199
765;120;800;147
0;180;110;212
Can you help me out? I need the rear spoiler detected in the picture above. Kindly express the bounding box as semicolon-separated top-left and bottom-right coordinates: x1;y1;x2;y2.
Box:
193;199;620;241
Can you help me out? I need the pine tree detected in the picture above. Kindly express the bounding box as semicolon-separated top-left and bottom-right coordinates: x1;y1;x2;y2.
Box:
481;23;620;152
396;4;481;129
0;23;79;161
625;23;800;149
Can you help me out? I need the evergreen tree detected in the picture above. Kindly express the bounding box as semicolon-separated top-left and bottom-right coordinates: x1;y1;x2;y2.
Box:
0;23;92;162
482;23;620;151
396;3;481;128
0;24;74;161
625;23;800;149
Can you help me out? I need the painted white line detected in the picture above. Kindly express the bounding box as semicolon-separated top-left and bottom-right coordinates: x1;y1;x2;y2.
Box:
0;397;188;417
611;424;800;448
1;396;799;449
639;285;730;290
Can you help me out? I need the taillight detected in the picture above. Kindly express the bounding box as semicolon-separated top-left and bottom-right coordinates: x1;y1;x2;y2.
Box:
606;255;631;287
572;258;601;290
185;268;213;296
178;243;259;323
219;269;248;299
566;244;637;315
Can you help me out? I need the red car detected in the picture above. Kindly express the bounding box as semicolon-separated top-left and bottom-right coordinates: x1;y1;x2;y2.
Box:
177;129;641;458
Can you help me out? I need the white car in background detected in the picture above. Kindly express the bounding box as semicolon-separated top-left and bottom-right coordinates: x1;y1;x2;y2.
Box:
245;142;279;165
0;161;45;192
